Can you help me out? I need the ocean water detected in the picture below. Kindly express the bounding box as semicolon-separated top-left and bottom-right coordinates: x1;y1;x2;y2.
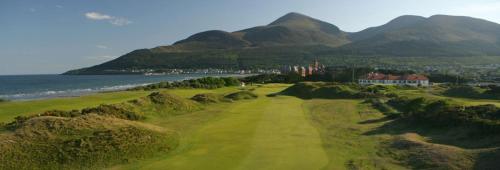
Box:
0;74;240;100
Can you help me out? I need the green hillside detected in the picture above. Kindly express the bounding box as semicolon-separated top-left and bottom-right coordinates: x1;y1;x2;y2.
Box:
65;13;500;75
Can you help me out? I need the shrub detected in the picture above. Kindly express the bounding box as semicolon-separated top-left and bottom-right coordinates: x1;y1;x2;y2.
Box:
443;86;483;98
131;77;241;90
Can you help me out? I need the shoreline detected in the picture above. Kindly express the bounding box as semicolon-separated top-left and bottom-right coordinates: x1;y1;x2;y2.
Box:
0;74;252;101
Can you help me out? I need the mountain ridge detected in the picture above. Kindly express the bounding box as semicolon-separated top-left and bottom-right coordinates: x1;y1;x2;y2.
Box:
65;12;500;75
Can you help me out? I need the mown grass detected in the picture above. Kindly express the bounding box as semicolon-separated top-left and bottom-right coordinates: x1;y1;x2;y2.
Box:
113;84;331;170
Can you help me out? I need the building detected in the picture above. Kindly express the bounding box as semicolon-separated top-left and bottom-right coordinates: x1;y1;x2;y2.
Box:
286;59;326;77
298;67;306;77
359;72;430;86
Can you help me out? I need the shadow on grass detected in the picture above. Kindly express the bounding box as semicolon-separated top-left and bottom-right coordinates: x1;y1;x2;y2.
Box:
358;116;394;124
363;117;500;149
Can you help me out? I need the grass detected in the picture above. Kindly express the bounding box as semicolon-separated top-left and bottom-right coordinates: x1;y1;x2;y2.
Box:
114;84;330;170
392;89;500;107
224;90;258;101
303;99;406;169
3;83;500;169
0;91;150;123
0;87;238;123
0;114;178;170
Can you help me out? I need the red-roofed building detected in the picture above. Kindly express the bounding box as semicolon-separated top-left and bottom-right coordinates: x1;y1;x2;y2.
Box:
359;72;429;86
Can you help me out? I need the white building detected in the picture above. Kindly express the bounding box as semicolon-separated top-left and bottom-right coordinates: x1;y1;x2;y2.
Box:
358;72;430;86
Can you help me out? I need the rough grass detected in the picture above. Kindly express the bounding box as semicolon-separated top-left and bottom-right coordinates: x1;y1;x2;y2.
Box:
303;99;406;169
280;82;363;99
190;93;227;104
388;133;474;169
224;91;258;101
0;91;204;169
0;91;150;123
125;92;201;119
0;114;178;170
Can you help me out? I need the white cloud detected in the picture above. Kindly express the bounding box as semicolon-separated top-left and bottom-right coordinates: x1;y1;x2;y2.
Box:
55;5;63;9
84;12;132;26
96;45;109;49
29;8;36;13
85;12;113;20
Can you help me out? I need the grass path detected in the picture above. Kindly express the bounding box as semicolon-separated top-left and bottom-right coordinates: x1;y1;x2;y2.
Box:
236;95;328;170
116;85;328;170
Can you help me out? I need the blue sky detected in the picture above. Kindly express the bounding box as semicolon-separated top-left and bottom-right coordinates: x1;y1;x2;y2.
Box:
1;0;500;75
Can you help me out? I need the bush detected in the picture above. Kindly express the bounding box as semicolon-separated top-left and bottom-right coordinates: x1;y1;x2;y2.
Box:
443;86;483;98
131;77;241;90
242;73;303;84
0;98;7;103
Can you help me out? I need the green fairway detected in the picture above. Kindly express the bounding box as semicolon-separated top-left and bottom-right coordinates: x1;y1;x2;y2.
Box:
115;84;329;170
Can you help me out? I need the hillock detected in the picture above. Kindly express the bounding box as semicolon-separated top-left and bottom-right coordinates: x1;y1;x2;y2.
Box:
0;114;177;169
280;82;379;99
0;91;204;169
224;91;258;101
191;93;227;104
388;133;474;169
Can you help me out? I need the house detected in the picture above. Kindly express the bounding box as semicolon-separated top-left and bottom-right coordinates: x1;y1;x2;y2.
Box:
359;72;430;86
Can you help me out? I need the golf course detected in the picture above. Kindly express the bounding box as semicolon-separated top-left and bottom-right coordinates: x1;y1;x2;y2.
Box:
2;80;500;169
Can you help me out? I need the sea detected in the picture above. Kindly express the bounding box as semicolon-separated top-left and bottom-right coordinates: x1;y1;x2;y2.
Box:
0;74;243;101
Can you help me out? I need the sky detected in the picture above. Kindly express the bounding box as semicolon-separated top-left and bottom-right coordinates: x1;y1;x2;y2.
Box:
1;0;500;75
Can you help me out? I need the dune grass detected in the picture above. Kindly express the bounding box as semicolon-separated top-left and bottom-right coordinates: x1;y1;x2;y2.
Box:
0;91;150;123
303;99;406;169
0;87;240;123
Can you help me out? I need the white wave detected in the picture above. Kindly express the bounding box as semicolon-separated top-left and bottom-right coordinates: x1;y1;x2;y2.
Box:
0;83;151;101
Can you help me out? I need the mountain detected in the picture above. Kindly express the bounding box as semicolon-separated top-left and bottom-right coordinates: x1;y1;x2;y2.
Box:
348;15;426;41
153;12;349;52
347;15;500;56
65;13;500;75
235;12;350;47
